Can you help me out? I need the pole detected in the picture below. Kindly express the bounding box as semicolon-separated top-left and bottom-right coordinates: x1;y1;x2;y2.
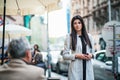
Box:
113;24;119;80
46;9;51;78
66;7;70;33
1;0;6;65
108;0;111;21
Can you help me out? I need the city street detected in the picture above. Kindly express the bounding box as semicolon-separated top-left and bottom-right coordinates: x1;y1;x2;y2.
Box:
0;0;120;80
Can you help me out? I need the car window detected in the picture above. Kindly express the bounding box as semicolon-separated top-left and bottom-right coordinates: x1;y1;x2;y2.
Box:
96;52;105;62
96;51;113;62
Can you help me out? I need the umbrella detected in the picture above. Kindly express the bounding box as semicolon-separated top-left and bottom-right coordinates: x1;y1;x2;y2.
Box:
39;0;61;12
0;0;61;15
0;24;32;65
0;0;61;69
0;24;32;39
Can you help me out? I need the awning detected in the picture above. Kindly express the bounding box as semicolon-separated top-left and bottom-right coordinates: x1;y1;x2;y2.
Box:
0;0;61;15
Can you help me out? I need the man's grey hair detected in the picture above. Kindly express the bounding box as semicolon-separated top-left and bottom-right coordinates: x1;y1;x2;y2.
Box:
8;37;31;59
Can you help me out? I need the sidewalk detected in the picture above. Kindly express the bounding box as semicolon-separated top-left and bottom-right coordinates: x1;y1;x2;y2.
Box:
46;70;68;80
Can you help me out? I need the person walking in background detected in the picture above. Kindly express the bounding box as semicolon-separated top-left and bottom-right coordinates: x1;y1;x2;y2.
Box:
62;15;94;80
0;37;46;80
99;37;106;50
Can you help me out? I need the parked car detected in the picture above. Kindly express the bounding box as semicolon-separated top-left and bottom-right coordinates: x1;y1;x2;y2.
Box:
92;50;114;80
50;50;61;72
41;50;61;72
55;50;70;74
56;50;120;80
48;50;70;74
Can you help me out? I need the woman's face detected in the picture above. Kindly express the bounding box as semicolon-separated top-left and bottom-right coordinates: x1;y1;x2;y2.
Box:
73;19;82;32
34;45;38;50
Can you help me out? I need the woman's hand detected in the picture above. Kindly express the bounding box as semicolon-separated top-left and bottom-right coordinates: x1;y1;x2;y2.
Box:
84;54;93;60
75;54;87;60
75;53;93;60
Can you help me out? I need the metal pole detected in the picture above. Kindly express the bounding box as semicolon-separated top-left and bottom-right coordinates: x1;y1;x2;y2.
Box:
66;7;70;33
46;9;51;78
113;24;118;80
108;0;111;21
1;0;6;65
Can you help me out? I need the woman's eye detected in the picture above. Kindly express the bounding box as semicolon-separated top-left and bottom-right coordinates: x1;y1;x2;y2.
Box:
74;22;77;25
78;22;81;24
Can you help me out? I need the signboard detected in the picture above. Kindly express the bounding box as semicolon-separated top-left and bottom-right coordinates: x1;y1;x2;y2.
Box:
102;21;120;57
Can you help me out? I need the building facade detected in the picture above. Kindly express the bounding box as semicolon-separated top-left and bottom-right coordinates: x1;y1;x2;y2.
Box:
71;0;120;51
71;0;120;35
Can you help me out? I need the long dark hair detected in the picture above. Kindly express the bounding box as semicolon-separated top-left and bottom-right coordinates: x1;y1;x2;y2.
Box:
33;44;40;55
71;15;92;51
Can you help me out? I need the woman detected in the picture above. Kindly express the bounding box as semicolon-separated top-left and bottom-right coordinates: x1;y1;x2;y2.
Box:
32;44;40;63
63;15;94;80
33;44;40;55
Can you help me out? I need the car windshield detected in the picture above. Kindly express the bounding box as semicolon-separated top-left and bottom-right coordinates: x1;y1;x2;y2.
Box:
96;51;112;62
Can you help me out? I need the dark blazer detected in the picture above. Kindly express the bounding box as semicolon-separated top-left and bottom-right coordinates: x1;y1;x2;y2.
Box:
0;59;46;80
